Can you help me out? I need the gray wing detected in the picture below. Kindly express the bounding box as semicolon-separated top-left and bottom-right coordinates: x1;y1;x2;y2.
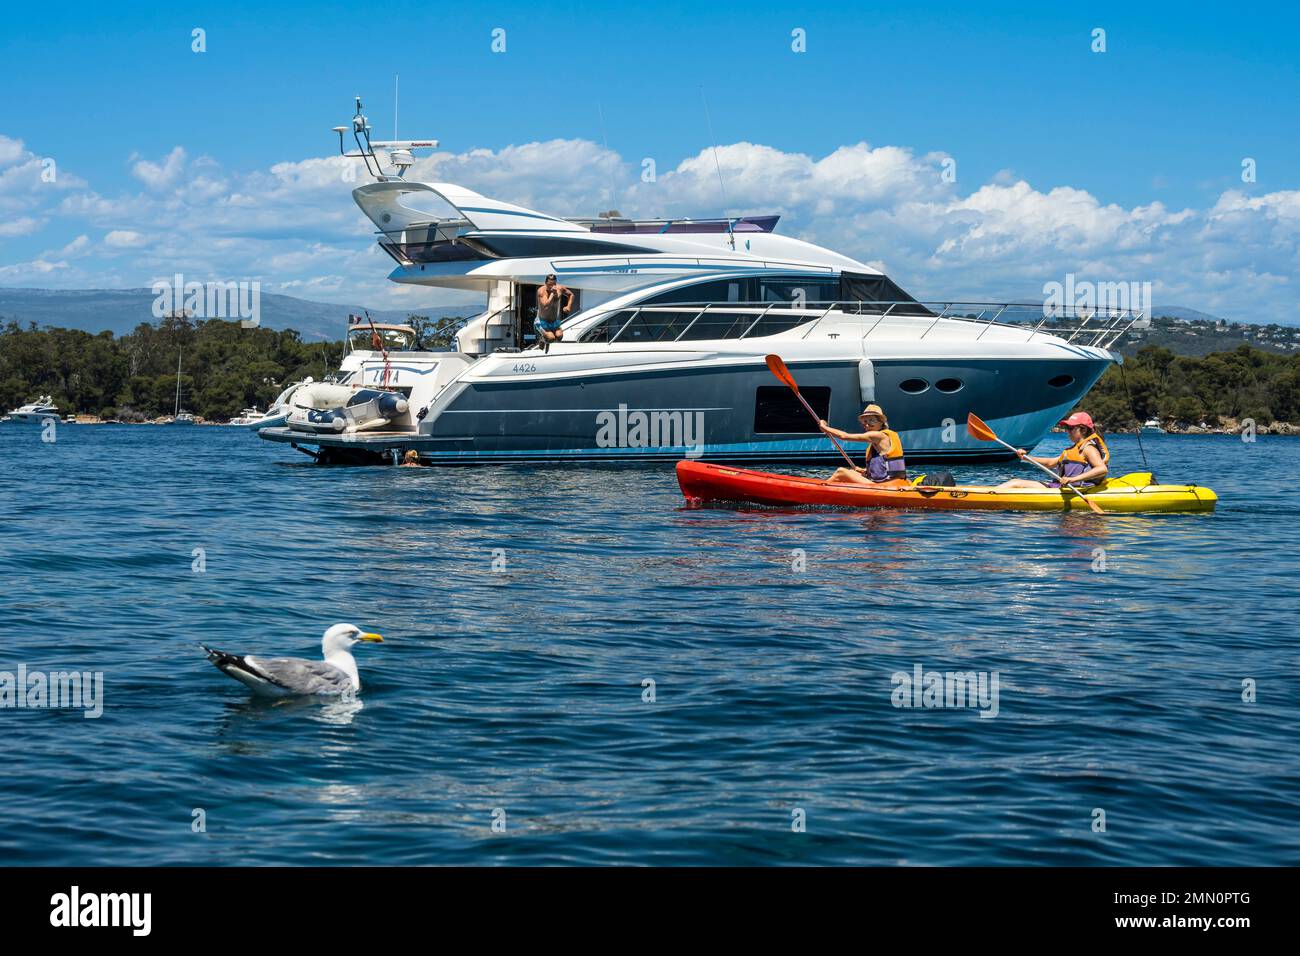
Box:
245;656;354;695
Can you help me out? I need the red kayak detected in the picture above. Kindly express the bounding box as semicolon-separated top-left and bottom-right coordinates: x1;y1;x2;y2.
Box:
675;460;1218;513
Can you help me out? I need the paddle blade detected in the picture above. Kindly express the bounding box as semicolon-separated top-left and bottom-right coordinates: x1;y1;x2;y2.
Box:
765;354;798;392
966;412;998;442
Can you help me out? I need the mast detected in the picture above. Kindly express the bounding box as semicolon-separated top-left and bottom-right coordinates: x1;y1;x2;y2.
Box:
175;349;182;416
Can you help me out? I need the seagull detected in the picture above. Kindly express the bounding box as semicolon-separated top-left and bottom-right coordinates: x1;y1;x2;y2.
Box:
201;623;384;697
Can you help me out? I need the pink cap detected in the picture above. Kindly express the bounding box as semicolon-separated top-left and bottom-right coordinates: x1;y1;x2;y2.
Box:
1057;411;1095;430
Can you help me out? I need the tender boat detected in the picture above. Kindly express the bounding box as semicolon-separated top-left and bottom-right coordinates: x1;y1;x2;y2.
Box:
677;461;1217;513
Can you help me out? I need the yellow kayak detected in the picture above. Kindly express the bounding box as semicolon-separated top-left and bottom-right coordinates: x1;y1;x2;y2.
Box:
677;463;1218;513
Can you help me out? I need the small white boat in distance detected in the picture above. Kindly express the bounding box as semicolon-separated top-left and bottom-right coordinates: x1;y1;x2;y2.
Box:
170;349;196;424
234;381;316;431
4;395;60;424
1141;418;1166;434
227;406;265;426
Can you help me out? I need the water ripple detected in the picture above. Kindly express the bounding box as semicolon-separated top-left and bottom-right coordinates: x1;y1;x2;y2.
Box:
0;426;1296;864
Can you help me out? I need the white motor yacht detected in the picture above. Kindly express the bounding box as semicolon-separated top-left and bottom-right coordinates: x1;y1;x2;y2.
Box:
258;101;1139;465
4;395;60;424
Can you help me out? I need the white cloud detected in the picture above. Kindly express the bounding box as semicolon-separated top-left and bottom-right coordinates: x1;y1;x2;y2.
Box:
0;133;1297;323
103;229;147;249
130;146;188;190
0;216;41;237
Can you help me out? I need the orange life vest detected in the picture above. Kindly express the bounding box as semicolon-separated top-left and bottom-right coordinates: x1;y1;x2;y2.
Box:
865;428;907;481
1058;432;1109;481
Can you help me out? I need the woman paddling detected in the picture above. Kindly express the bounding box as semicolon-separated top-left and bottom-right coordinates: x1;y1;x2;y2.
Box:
996;411;1109;490
819;404;907;484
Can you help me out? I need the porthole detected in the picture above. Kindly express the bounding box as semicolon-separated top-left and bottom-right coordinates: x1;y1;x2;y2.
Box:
899;378;929;394
935;378;964;393
1048;374;1075;388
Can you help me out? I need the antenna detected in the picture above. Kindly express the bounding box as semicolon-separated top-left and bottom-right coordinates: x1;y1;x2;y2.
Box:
699;87;734;249
332;96;438;182
596;102;619;216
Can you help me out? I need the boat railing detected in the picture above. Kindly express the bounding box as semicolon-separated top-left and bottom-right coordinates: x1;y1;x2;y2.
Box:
591;300;1142;349
475;303;512;355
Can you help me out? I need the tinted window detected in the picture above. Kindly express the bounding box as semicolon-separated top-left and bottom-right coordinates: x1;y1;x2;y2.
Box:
646;279;745;304
742;313;809;338
676;311;758;340
754;385;831;433
584;306;811;342
585;309;698;343
759;276;839;304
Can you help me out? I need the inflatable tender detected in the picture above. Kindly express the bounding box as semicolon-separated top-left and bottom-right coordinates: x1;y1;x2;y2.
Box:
287;388;409;434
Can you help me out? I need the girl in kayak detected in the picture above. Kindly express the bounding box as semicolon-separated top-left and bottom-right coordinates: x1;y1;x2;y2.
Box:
819;404;907;484
997;412;1109;489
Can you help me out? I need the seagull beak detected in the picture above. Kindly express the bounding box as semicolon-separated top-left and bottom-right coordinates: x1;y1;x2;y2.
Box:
359;632;384;643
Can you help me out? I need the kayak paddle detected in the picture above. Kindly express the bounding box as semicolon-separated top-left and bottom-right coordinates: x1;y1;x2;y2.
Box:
765;354;857;469
966;413;1104;514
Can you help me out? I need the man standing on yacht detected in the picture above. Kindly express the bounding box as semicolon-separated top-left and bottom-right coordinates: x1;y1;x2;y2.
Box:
535;273;574;351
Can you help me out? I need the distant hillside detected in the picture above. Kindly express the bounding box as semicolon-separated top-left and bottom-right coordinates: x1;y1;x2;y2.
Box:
1148;305;1230;325
1122;315;1300;357
0;287;473;341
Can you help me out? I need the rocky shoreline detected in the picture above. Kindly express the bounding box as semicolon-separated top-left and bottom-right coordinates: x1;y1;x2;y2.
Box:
67;415;226;426
1101;420;1300;436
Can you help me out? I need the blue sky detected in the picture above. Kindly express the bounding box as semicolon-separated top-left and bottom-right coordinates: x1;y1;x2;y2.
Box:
3;0;1298;320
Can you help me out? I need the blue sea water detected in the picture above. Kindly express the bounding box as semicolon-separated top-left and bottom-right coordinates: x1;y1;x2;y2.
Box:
0;424;1296;866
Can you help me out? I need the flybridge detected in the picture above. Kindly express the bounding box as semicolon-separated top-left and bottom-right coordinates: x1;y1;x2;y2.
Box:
330;98;786;268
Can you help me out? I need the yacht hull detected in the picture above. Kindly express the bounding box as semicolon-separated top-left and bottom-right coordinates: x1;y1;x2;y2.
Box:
259;353;1110;464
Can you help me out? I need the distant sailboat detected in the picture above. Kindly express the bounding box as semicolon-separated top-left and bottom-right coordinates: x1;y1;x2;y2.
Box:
173;349;195;424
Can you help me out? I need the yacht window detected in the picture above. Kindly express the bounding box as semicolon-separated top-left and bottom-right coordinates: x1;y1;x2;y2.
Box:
899;378;929;394
759;276;839;305
646;279;745;305
934;378;964;393
583;307;809;342
1048;374;1075;388
348;327;415;352
676;311;758;340
741;313;810;338
587;309;697;343
754;386;831;433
